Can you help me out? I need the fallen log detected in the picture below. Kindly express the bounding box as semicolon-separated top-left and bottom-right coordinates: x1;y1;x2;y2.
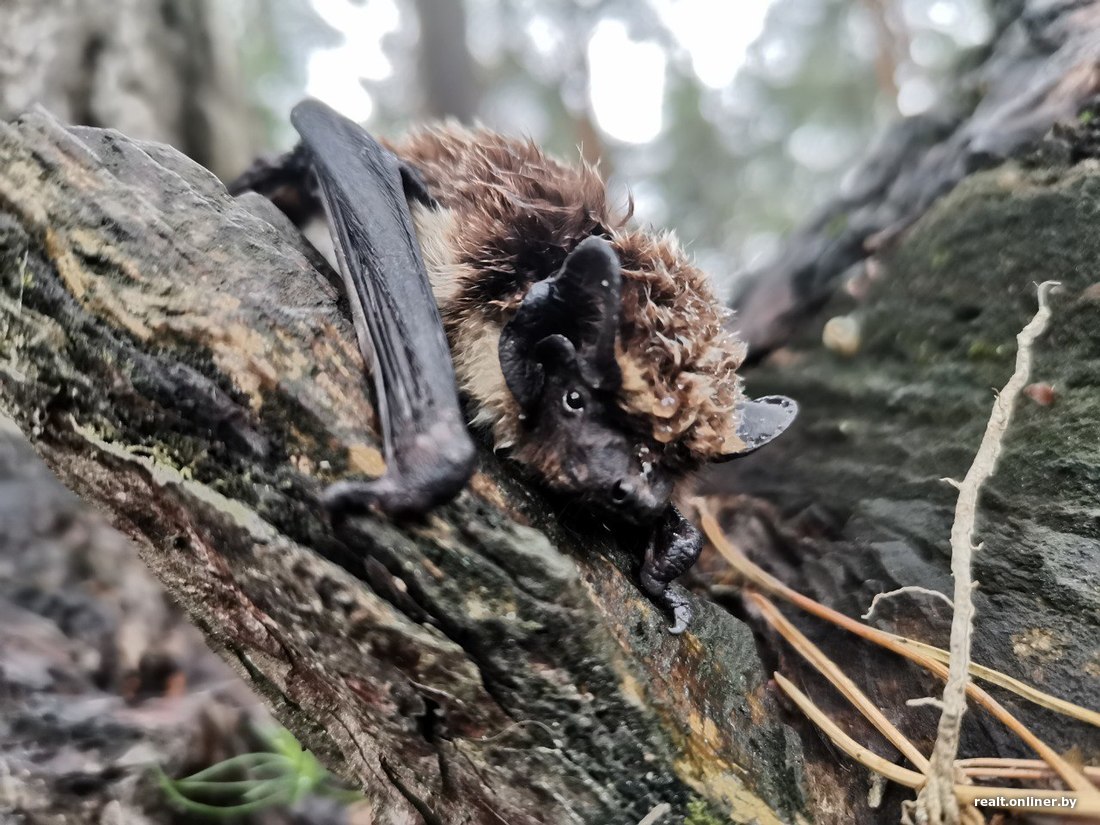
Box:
0;109;811;825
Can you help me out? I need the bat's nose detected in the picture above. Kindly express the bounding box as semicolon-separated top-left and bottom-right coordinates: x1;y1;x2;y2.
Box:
609;478;665;522
610;479;631;504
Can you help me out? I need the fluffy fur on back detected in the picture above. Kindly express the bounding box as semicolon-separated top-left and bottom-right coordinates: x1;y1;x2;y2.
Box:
390;124;746;464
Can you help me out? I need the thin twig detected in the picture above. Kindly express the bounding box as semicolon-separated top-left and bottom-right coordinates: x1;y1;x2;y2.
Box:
700;509;1099;798
906;697;945;711
958;758;1100;780
774;673;925;787
748;593;1100;809
774;675;1100;817
962;766;1079;780
636;802;671;825
920;281;1058;825
863;586;953;621
900;638;1100;726
702;509;1099;727
461;719;562;748
747;592;930;773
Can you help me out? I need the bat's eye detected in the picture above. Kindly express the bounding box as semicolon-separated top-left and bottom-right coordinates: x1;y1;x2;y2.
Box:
563;389;585;412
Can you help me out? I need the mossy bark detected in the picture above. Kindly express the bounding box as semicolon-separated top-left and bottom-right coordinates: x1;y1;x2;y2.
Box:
707;146;1100;820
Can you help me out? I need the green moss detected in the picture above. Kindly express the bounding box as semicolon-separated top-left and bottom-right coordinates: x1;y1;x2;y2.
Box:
966;339;1009;360
685;798;725;825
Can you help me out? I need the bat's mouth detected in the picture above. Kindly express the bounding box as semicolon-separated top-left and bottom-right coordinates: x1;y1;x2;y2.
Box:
553;460;673;527
581;488;667;527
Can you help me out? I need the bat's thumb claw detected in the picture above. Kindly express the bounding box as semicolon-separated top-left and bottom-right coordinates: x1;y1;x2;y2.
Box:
667;603;693;635
321;463;469;521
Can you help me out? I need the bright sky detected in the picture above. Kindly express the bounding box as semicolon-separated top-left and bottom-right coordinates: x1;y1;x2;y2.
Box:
305;0;401;123
586;19;667;144
304;0;775;142
650;0;773;89
588;1;772;142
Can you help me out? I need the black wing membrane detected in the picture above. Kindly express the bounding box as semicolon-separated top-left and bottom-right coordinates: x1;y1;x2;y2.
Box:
715;395;799;461
291;99;475;516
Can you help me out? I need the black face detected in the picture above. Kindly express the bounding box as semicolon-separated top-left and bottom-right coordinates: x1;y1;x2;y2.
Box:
516;335;675;523
500;237;675;523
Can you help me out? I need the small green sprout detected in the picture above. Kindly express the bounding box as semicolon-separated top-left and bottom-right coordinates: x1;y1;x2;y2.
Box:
155;727;362;817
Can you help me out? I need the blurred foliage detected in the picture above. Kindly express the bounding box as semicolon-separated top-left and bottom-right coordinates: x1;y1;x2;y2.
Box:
156;726;361;816
227;0;990;295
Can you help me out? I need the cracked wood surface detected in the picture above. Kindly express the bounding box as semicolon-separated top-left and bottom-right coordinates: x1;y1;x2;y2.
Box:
0;110;809;825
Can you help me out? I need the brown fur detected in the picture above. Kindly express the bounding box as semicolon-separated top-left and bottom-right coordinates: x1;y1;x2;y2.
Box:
389;124;746;464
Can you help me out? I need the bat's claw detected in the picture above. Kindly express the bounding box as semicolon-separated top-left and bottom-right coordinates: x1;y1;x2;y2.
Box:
663;589;694;635
639;505;703;634
322;472;465;521
669;602;693;635
321;478;390;521
640;571;695;635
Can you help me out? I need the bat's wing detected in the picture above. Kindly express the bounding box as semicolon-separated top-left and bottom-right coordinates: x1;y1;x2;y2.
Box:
291;99;475;517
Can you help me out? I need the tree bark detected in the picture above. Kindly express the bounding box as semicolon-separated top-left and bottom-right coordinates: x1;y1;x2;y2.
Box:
0;110;808;825
709;150;1100;815
411;0;480;122
4;1;1099;823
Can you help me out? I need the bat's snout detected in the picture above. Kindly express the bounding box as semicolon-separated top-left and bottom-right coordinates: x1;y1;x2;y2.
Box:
607;476;668;523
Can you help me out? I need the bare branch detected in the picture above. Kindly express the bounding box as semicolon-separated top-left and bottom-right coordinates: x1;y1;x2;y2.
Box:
862;586;953;622
918;282;1060;825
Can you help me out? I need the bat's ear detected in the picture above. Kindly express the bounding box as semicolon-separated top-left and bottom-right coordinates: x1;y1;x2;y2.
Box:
714;396;799;461
500;236;623;409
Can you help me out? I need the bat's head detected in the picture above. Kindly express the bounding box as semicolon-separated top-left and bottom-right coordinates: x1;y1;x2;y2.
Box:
497;236;796;524
498;237;674;522
394;124;796;523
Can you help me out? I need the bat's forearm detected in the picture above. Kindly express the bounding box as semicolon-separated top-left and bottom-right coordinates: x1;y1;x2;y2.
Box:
291;100;476;516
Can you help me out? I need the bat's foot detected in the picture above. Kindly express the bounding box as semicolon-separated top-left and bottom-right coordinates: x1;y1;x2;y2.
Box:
640;506;703;634
226;143;319;224
323;424;477;522
639;572;694;635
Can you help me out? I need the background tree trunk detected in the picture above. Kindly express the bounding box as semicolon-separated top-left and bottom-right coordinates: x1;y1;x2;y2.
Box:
411;0;480;122
0;0;258;179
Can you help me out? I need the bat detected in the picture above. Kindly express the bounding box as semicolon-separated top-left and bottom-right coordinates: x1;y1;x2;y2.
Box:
230;99;797;633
